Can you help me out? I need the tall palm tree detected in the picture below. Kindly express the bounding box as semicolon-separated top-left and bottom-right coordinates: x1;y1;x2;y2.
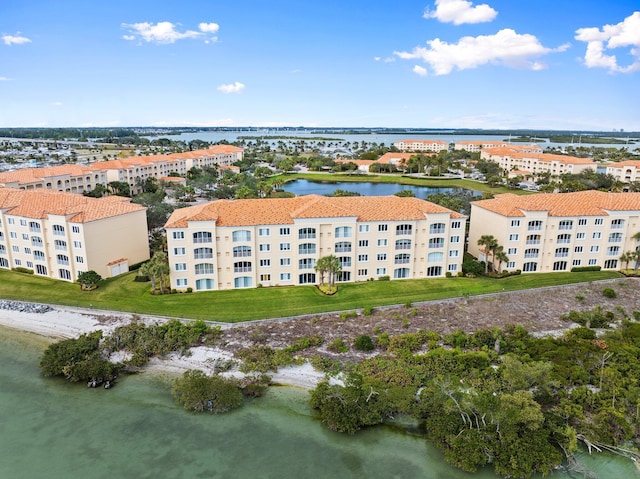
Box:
494;248;509;273
477;235;498;273
325;255;342;288
619;251;633;271
314;257;328;286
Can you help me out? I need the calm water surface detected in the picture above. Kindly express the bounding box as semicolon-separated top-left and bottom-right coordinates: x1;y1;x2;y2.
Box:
0;327;636;479
283;179;479;198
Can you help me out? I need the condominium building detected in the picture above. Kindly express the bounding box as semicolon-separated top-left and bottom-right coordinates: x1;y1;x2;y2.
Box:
0;165;109;193
605;160;640;184
393;139;449;153
481;147;596;177
468;191;640;273
334;152;424;173
165;195;466;291
0;187;150;281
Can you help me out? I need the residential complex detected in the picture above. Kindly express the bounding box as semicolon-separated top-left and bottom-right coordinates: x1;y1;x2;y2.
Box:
605;160;640;184
393;139;449;153
0;145;244;195
335;152;427;173
454;140;512;153
468;191;640;273
165;195;466;291
480;146;597;178
0;187;149;281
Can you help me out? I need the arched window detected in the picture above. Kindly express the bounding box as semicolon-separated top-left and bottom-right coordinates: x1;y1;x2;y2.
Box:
193;232;212;243
195;263;214;275
194;248;213;259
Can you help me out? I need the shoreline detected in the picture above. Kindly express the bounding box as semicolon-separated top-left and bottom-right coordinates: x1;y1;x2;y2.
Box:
0;303;325;389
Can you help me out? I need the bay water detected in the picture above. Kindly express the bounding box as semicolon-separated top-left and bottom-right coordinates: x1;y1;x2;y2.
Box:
1;326;636;479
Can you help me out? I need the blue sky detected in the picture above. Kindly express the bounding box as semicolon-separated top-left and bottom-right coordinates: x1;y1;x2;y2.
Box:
1;0;639;130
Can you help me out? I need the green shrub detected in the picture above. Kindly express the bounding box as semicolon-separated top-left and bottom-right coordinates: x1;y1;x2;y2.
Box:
362;306;374;316
172;370;243;413
378;275;390;281
602;287;617;299
339;311;357;321
286;335;324;353
13;267;34;274
571;266;602;272
327;338;349;353
445;271;452;278
376;333;390;349
354;335;375;352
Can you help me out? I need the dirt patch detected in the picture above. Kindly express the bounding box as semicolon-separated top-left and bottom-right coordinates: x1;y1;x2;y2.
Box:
219;278;640;362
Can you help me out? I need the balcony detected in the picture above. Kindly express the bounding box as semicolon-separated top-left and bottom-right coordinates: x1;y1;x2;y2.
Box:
233;266;252;273
526;240;541;245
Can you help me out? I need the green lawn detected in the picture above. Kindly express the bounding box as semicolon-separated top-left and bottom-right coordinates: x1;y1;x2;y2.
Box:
0;269;621;322
282;173;533;196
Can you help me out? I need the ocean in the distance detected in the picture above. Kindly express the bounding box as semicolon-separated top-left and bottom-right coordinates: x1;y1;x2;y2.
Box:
0;326;636;479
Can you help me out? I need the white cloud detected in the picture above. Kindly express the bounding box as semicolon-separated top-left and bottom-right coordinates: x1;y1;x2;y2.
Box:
51;101;63;107
394;29;562;75
413;65;428;76
2;34;32;45
424;0;497;25
217;81;245;94
121;21;219;44
374;56;395;63
0;76;9;81
575;12;640;73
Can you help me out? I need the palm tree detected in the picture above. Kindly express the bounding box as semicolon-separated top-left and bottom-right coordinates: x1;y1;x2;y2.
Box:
494;248;509;273
477;235;498;273
314;257;328;286
619;251;634;272
322;255;342;289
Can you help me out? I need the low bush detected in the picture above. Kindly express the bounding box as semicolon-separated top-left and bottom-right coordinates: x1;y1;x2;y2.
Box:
327;338;349;353
354;335;375;352
602;287;617;299
571;266;602;272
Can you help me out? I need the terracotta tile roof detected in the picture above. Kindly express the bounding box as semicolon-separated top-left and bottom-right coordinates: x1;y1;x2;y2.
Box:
472;191;640;217
165;195;466;228
483;147;595;165
607;160;640;168
0;164;103;186
0;187;146;222
396;139;448;145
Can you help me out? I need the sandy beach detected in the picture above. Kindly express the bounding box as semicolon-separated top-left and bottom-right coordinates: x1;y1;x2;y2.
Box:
0;303;325;389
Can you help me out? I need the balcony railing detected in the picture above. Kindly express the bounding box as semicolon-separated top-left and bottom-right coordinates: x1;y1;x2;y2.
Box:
233;266;252;273
526;240;540;245
528;225;542;231
554;252;569;258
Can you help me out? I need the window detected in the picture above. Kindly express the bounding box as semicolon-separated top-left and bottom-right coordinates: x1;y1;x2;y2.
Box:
335;226;353;238
12;245;19;253
172;231;185;240
588;259;597;266
557;234;571;244
523;262;537;272
22;233;28;240
590;245;599;253
576;232;585;240
260;274;271;282
24;247;31;254
280;258;291;266
511;220;521;227
53;225;65;236
176;278;188;287
299;273;316;284
0;232;3;241
449;250;459;258
35;264;47;275
26;261;33;269
59;269;72;280
54;240;67;250
34;251;45;261
280;273;291;281
193;232;212;243
232;230;251;242
604;259;618;269
358;240;369;248
429;238;444;249
395;239;411;250
574;246;583;253
298;228;316;239
19;219;27;226
572;259;581;266
429;223;445;235
75;256;84;263
507;248;517;255
428;252;443;263
528;220;542;231
509;234;519;242
336;271;351;282
258;228;270;237
611;219;625;229
175;263;187;271
377;253;387;261
232;246;251;258
279;227;290;236
259;244;271;252
14;259;21;266
338;256;351;267
280;242;291;251
31;237;43;247
259;259;271;267
358;254;368;262
396;224;412;235
234;277;252;288
506;261;516;269
196;278;214;291
592;232;602;239
448;264;459;272
173;247;186;256
195;263;214;275
426;266;442;277
394;253;410;265
378;224;388;232
394;268;410;279
555;247;569;257
451;221;462;229
72;225;80;234
357;269;368;276
57;254;69;266
376;268;387;275
359;224;369;233
10;232;17;239
299;258;316;270
595;218;604;226
553;261;568;271
299;243;316;255
450;235;460;244
558;220;573;230
377;239;388;247
606;246;620;256
233;261;252;273
578;218;587;226
608;233;623;243
73;241;82;248
194;247;213;259
7;218;14;225
335;241;352;253
526;234;541;245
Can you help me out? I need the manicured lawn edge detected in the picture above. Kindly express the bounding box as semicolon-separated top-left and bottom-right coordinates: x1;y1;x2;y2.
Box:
0;269;622;322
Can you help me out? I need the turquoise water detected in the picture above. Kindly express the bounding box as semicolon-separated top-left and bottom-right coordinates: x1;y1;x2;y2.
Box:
1;326;637;479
